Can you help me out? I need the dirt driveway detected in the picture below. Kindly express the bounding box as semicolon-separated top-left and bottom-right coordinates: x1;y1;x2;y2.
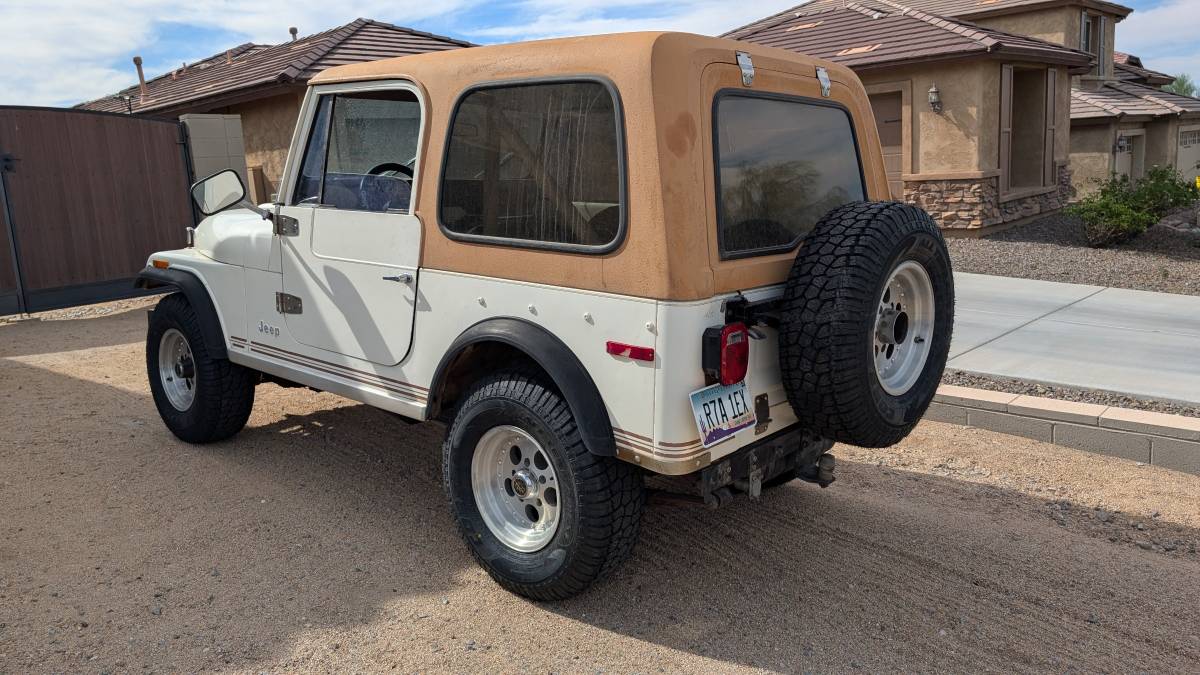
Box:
2;299;1199;673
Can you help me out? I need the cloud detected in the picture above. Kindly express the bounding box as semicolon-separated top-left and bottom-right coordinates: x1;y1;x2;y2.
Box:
0;0;478;107
1;0;798;107
1116;0;1200;81
4;0;1196;109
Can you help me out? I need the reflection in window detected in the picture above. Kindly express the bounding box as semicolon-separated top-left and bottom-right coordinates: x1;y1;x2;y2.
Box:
440;81;623;248
715;94;865;257
292;90;421;213
292;96;332;205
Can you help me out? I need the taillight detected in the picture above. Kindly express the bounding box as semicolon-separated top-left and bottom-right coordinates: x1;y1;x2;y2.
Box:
702;322;750;386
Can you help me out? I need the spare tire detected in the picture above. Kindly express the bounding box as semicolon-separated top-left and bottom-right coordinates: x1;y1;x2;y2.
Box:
779;202;954;448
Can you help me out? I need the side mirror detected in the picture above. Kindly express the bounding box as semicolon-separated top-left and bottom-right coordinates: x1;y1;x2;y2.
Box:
190;169;247;216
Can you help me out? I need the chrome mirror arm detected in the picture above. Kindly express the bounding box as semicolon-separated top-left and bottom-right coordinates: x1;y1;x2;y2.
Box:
238;199;273;220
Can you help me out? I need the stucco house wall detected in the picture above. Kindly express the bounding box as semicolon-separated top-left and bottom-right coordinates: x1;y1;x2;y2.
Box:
860;59;1073;230
975;6;1075;47
1067;121;1113;196
1143;117;1178;171
218;91;305;200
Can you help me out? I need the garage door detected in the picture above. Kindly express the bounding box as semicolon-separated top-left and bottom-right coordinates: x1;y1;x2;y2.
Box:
1178;126;1200;185
869;92;903;199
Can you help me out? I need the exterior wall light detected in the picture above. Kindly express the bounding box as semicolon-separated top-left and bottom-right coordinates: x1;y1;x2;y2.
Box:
928;83;943;113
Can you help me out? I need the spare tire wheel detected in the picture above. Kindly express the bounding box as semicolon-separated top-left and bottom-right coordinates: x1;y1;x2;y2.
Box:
779;202;954;448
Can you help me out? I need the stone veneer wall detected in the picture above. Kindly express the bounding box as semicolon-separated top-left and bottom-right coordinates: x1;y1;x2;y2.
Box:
903;165;1073;231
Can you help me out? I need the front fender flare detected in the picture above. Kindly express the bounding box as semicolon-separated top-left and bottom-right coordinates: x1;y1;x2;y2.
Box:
134;267;227;360
431;317;616;456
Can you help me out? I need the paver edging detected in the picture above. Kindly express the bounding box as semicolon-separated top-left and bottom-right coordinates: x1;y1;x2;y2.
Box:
930;385;1200;475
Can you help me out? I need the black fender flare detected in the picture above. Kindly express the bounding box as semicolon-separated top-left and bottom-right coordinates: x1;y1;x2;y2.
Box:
134;267;228;360
430;317;616;456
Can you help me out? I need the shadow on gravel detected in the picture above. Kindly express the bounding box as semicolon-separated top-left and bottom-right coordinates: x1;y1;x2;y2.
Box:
0;303;150;358
3;352;1200;672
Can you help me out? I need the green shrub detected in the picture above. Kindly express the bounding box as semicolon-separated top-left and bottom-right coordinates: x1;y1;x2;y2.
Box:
1129;165;1200;219
1068;166;1199;247
1068;194;1155;247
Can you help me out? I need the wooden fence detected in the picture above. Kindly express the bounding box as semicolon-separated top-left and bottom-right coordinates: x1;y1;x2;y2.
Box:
0;106;195;314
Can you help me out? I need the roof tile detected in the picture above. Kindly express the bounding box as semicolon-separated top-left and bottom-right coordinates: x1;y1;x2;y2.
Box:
724;0;1092;69
79;19;471;114
1070;81;1200;120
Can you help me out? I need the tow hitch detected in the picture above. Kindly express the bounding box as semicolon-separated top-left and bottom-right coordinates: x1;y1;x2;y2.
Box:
697;426;834;508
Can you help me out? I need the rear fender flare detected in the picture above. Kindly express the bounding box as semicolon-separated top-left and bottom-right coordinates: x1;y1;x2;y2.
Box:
430;317;616;456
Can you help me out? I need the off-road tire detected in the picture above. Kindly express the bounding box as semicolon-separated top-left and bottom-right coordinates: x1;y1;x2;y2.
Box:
443;373;644;601
146;293;256;443
779;202;954;448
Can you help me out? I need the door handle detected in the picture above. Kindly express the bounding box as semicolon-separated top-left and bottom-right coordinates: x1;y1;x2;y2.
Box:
382;273;413;284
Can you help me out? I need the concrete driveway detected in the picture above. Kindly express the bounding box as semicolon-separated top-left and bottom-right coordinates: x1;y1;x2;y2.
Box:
950;272;1200;405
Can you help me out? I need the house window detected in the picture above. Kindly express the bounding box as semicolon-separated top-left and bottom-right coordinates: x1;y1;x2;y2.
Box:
1080;11;1107;77
1009;69;1047;189
439;79;625;252
1000;65;1056;194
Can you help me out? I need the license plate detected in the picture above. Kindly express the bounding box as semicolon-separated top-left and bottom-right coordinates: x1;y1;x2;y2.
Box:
689;381;757;448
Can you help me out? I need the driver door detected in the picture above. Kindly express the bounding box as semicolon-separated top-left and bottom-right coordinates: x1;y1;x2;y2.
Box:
277;83;424;366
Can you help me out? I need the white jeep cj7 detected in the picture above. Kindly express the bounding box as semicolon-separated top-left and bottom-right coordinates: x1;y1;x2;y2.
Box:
138;33;954;600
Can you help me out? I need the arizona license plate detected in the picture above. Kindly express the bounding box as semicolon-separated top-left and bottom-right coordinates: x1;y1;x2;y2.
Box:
689;381;757;448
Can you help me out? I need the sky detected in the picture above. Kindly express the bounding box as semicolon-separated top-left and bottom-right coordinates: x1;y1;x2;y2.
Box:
0;0;1196;108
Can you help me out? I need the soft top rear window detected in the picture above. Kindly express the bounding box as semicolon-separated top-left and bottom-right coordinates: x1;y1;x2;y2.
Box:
714;91;866;259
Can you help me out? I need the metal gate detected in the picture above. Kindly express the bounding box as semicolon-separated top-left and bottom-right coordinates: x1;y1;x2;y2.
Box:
0;106;195;315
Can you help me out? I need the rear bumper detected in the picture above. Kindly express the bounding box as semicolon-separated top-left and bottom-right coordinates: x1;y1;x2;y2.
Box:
698;425;833;506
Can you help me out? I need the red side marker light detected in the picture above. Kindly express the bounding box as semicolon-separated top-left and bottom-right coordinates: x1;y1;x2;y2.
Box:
606;341;655;362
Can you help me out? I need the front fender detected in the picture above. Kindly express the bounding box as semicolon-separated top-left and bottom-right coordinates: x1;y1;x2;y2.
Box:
134;267;227;360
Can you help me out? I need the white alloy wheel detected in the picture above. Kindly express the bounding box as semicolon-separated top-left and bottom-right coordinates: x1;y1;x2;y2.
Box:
470;425;561;553
158;328;197;411
873;260;936;396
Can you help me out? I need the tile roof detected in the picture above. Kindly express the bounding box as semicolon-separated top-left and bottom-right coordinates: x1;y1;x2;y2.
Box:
78;19;471;114
723;0;1094;70
1071;81;1200;120
740;0;1132;22
1110;53;1175;86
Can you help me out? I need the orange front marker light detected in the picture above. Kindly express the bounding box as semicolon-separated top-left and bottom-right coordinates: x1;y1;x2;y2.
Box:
606;341;655;362
151;259;170;269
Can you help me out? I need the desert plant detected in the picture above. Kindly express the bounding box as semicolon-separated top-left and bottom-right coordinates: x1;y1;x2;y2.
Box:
1067;175;1147;247
1068;167;1198;247
1127;165;1200;219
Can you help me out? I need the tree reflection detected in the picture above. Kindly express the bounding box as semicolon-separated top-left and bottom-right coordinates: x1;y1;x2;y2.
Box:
720;159;852;251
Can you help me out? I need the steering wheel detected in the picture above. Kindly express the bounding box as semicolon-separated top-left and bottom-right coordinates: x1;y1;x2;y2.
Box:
367;162;413;179
359;162;414;211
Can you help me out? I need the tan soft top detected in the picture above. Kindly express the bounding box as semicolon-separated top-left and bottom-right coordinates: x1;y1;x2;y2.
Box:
312;32;888;301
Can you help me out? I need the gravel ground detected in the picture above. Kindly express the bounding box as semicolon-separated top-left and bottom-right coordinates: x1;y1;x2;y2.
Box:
943;370;1200;419
0;295;160;325
3;301;1200;672
948;213;1200;296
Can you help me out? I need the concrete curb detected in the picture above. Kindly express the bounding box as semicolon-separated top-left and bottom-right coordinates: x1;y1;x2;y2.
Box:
927;385;1200;475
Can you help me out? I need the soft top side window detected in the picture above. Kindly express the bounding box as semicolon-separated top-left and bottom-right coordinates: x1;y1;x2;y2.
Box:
714;92;866;259
292;89;421;213
439;79;626;252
